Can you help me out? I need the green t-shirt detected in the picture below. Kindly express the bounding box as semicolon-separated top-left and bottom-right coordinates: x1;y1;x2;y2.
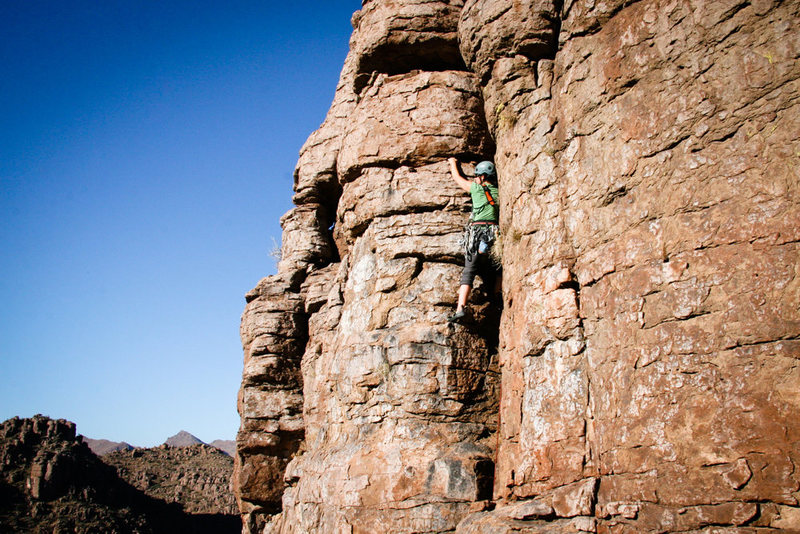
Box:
470;181;499;222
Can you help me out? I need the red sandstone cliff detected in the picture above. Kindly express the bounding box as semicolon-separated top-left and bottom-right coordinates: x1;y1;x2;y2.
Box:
236;1;800;532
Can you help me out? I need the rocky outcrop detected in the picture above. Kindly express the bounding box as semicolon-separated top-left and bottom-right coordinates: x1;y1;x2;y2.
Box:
237;1;800;532
0;415;145;533
0;415;239;533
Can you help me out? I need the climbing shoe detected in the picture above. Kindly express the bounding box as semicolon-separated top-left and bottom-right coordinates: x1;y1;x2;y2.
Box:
447;310;466;323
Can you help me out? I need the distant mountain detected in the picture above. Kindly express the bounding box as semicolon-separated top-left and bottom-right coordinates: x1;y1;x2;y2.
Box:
82;437;134;456
164;430;205;447
163;432;235;456
209;439;236;457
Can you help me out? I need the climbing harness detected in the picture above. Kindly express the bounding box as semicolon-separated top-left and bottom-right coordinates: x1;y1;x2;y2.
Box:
462;221;499;262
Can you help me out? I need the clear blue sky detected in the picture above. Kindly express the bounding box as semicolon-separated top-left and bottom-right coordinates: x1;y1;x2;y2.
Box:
0;1;361;447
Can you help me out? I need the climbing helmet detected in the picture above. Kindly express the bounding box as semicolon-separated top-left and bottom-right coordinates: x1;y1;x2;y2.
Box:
475;160;496;177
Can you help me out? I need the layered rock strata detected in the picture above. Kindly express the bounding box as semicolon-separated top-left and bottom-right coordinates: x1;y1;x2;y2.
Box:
237;1;800;532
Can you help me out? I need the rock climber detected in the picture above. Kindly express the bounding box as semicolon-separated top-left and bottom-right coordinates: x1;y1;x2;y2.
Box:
447;157;500;323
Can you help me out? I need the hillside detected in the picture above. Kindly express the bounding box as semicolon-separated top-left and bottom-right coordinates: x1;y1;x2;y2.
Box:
103;444;236;515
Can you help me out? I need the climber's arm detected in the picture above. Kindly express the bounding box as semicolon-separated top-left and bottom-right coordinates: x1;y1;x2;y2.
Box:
448;158;472;193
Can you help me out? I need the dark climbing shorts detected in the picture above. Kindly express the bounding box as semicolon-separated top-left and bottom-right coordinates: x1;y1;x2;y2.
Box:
460;251;500;287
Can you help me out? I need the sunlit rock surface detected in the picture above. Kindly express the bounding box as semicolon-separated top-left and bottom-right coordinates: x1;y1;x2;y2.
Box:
236;1;800;532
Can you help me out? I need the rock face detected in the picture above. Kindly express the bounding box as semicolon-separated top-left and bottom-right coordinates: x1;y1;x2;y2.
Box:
236;1;800;533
